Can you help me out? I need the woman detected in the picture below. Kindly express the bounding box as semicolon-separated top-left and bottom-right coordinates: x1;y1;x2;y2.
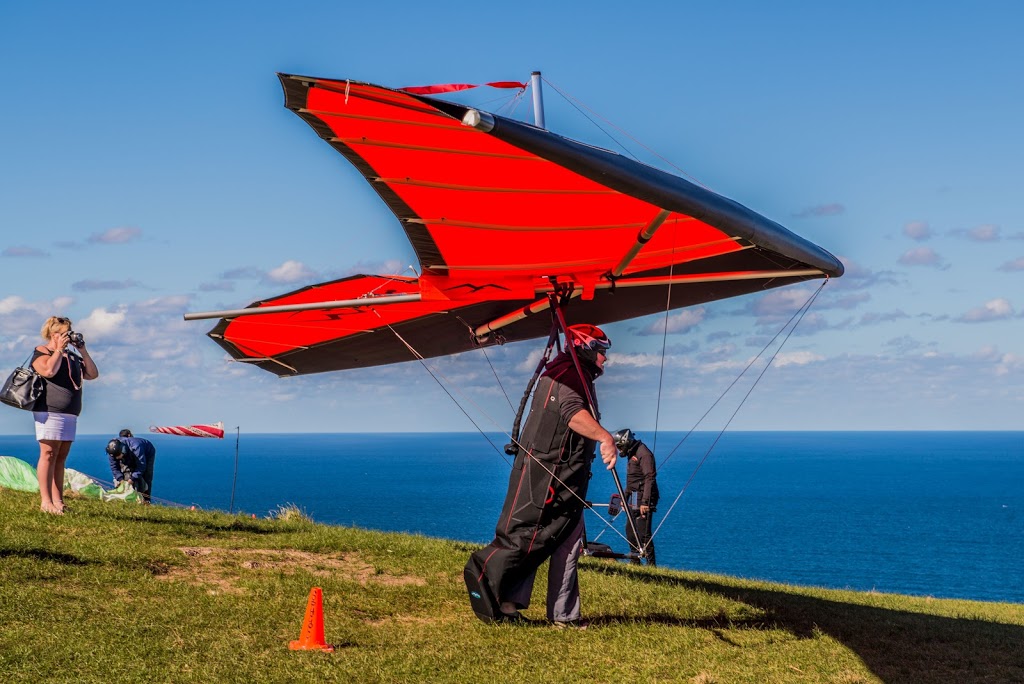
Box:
31;316;99;514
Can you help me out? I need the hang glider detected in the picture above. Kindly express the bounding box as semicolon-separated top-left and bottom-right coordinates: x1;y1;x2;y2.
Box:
186;74;843;376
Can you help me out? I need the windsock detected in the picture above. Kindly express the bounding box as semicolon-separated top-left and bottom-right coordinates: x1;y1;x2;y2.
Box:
149;421;225;439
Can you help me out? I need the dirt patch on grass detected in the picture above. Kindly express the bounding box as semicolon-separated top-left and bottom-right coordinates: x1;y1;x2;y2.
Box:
158;547;426;594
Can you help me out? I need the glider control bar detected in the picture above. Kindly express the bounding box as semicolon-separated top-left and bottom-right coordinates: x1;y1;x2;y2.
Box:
182;293;422;322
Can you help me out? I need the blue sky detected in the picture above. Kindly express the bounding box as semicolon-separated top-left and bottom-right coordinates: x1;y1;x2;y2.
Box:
1;2;1021;435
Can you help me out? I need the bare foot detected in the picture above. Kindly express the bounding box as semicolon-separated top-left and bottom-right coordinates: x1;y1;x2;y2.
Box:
40;504;64;515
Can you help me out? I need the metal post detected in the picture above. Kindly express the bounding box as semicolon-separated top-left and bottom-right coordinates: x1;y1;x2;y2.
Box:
229;427;240;514
530;71;545;129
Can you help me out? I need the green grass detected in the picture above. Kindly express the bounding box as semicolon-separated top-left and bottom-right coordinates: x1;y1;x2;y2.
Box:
2;489;1022;683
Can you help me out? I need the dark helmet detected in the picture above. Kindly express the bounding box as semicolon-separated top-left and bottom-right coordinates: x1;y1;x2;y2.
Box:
566;324;611;366
613;428;636;453
106;439;125;457
118;428;133;438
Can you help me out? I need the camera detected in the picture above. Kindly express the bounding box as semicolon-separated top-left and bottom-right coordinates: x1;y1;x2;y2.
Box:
67;331;85;348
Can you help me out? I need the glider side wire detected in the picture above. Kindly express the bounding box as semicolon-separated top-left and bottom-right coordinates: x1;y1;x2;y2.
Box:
658;280;826;470
381;312;634;549
649;280;828;544
542;77;713;193
377;320;510;467
478;345;516;415
650;231;680;457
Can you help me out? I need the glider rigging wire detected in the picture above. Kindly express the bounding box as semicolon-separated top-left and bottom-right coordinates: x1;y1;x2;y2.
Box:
381;307;638;550
541;76;713;192
649;280;828;546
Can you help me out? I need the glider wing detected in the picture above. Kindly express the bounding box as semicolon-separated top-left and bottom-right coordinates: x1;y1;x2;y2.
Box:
201;75;843;376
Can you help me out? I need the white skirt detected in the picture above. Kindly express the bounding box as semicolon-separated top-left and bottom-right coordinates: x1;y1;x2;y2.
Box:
33;411;77;442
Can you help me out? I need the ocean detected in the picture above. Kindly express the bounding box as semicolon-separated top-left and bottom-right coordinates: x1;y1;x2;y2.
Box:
2;430;1021;604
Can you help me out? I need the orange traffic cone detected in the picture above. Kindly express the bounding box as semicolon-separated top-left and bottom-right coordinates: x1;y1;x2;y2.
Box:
289;587;334;652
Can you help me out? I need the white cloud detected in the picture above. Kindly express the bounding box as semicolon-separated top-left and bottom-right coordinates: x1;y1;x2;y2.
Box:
898;246;944;267
640;307;705;335
133;295;192;315
751;288;815;317
88;226;142;244
903;221;932;241
859;310;911;325
997;257;1024;272
968;224;1000;242
834;256;902;290
607;352;677;369
772;350;824;367
78;308;128;340
129;381;184;402
0;296;33;315
265;260;317;284
341;258;409;277
958;298;1015;323
517;348;546;373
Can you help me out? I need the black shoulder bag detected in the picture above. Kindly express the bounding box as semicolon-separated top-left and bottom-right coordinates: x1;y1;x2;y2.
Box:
1;351;46;411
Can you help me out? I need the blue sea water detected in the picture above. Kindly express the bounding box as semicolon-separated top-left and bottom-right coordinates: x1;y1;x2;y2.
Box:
2;431;1021;604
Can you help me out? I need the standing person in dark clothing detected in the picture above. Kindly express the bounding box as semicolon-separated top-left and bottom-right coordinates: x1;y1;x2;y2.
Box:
106;429;157;503
31;316;99;514
465;324;618;627
614;428;659;566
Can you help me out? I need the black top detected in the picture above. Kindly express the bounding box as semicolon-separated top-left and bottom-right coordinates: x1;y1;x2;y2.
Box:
32;349;83;416
625;441;659;507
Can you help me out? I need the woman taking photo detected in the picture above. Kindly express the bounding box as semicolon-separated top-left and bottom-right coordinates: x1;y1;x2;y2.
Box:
31;316;98;514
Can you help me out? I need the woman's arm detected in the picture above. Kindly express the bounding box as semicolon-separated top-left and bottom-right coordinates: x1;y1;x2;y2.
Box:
78;343;99;380
32;332;67;378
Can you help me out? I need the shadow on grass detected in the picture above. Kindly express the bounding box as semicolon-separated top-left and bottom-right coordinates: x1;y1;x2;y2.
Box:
585;564;1024;684
0;547;92;565
94;514;287;536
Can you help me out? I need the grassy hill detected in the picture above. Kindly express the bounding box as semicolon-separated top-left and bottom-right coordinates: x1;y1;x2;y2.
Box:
1;489;1022;683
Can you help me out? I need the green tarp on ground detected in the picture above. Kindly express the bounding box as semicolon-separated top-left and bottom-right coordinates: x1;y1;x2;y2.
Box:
0;455;142;503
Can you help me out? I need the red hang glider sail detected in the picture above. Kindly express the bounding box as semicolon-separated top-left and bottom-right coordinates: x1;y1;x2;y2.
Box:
192;74;843;376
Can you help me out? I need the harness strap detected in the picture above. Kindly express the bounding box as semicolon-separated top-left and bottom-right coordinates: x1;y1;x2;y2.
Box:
504;314;561;457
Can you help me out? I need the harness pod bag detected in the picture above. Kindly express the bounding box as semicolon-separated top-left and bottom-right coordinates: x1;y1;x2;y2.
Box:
1;354;45;411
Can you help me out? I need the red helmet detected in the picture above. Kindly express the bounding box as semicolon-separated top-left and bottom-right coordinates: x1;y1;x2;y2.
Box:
566;324;611;365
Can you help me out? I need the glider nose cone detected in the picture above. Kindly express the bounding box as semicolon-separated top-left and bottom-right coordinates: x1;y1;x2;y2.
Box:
462;109;495;132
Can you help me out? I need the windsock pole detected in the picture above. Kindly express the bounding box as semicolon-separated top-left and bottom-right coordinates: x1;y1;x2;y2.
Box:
229;427;240;514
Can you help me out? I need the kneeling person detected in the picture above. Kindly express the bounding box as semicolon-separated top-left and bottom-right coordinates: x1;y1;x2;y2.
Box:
106;428;157;503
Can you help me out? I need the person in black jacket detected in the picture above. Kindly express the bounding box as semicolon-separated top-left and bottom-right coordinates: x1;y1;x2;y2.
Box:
614;428;659;566
106;429;157;503
465;324;617;627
